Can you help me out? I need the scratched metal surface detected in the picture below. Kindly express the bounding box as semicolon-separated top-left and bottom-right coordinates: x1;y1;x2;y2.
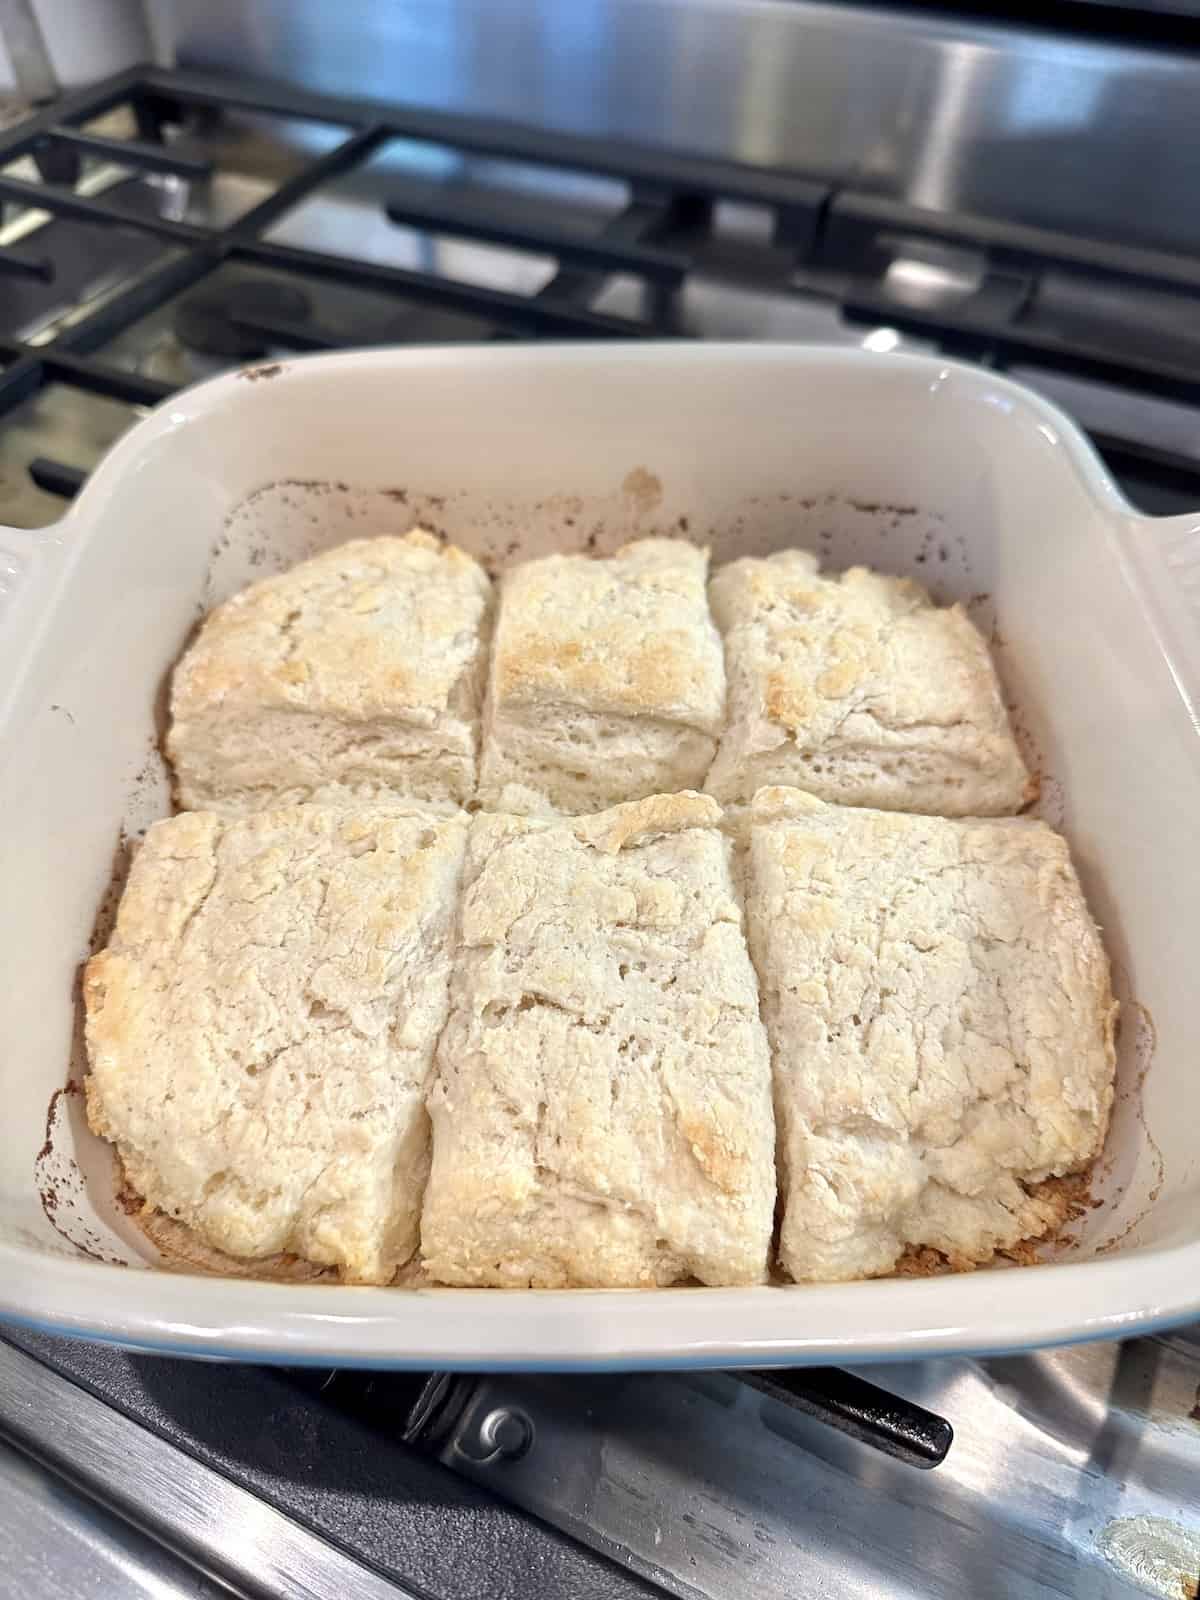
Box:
0;1433;227;1600
437;1335;1200;1600
0;1329;653;1600
5;1326;1198;1599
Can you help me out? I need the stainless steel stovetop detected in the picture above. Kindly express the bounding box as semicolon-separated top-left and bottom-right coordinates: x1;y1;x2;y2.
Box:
5;1326;1200;1600
2;9;1200;1597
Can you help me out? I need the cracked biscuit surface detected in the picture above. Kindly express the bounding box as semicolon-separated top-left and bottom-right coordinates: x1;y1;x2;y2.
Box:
84;804;468;1283
421;792;776;1286
705;551;1031;814
477;538;726;814
169;531;493;812
742;789;1116;1281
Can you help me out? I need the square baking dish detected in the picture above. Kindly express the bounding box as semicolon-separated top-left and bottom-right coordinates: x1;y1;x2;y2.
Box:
1;344;1197;1368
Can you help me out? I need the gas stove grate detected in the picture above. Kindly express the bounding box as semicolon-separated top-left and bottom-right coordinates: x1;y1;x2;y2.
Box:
2;64;1200;510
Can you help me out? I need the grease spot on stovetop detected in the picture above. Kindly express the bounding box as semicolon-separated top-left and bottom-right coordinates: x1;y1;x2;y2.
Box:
1098;1516;1200;1600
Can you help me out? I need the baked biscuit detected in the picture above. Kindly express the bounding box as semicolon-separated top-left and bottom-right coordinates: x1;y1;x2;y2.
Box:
741;789;1117;1281
421;793;776;1286
706;551;1031;814
169;532;492;812
85;805;468;1283
477;539;725;814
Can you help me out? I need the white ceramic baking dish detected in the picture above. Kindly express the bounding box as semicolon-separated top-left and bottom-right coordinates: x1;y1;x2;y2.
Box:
1;344;1198;1369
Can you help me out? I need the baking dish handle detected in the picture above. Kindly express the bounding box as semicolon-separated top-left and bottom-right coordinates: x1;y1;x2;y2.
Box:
0;520;68;731
1129;508;1200;705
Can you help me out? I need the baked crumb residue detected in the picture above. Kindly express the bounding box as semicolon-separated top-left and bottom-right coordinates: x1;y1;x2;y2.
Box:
621;466;662;515
112;1169;1101;1288
114;1164;436;1286
36;1075;127;1266
116;1167;336;1283
890;1171;1099;1277
891;1246;972;1278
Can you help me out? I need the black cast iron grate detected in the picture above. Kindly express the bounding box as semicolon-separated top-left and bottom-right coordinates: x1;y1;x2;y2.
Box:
2;63;1200;509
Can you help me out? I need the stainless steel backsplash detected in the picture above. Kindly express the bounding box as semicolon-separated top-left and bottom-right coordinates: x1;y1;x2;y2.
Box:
153;0;1200;253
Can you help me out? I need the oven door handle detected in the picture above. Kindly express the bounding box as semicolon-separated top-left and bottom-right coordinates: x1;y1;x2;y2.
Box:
736;1367;953;1468
398;1365;953;1470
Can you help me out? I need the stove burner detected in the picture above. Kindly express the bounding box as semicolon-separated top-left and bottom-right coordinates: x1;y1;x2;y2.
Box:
173;279;313;359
